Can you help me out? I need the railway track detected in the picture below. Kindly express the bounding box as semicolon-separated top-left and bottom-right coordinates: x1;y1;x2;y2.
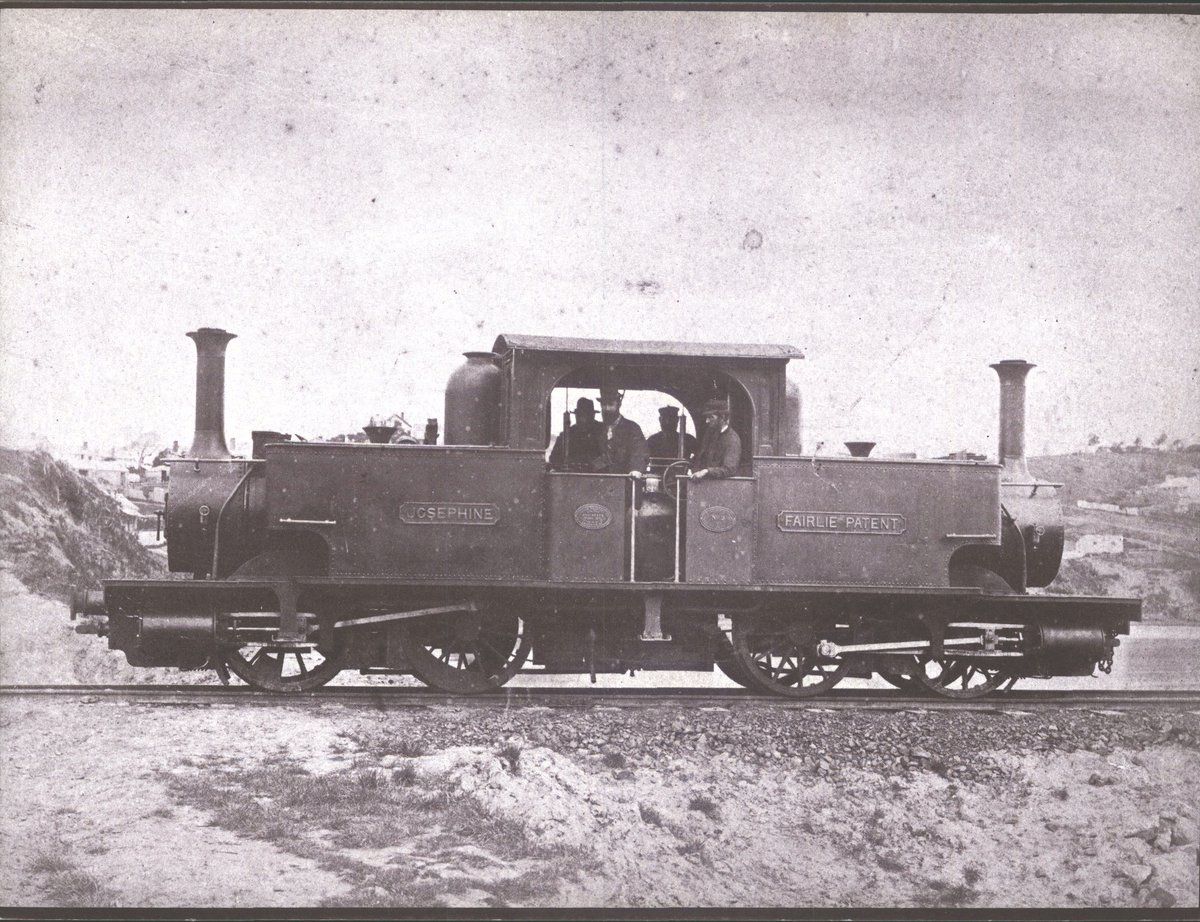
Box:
2;684;1198;711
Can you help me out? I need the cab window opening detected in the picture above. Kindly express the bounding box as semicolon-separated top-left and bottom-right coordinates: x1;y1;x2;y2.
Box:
542;371;755;476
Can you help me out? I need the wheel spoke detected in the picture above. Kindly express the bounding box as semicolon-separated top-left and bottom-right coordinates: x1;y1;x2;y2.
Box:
477;637;507;663
918;655;1012;700
222;614;345;694
399;612;529;695
731;615;852;699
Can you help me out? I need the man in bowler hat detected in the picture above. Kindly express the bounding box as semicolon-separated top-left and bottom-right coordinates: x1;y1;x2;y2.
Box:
595;386;649;476
548;396;604;469
690;398;742;480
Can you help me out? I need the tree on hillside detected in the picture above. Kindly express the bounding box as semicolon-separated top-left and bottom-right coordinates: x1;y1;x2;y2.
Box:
1154;431;1169;448
1087;433;1100;447
1133;435;1144;450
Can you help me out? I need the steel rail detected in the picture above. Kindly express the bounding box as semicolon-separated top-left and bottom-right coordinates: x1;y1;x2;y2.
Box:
1;685;1198;712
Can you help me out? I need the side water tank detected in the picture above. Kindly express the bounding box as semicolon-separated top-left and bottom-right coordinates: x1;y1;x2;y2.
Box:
445;352;502;445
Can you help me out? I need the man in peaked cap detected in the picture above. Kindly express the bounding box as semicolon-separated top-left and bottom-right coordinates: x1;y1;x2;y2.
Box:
646;405;697;463
595;385;649;476
548;396;604;470
690;397;742;480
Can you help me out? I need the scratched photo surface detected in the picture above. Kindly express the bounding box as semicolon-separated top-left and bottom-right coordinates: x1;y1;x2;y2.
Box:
0;8;1197;913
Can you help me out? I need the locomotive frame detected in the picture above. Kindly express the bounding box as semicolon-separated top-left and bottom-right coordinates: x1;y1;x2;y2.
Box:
72;329;1141;699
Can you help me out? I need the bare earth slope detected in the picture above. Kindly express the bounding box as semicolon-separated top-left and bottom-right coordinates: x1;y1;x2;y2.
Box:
0;449;182;684
1030;451;1200;623
0;448;166;601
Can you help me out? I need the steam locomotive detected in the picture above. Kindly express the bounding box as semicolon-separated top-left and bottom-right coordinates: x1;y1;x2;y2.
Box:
71;329;1141;699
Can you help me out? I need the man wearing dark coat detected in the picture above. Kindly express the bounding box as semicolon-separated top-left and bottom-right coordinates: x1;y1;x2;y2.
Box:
646;406;697;463
690;398;742;480
548;397;604;469
595;387;649;476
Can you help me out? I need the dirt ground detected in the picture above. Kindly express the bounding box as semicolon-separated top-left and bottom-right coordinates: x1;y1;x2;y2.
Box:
1;689;1197;910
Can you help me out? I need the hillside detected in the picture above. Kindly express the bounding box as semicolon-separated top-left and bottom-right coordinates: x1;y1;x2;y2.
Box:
0;448;166;600
0;449;177;684
1030;451;1200;623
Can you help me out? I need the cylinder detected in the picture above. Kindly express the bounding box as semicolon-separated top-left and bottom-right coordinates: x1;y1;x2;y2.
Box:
1025;623;1109;675
70;589;107;619
445;352;501;445
125;613;216;668
140;613;216;645
990;359;1034;478
187;328;236;459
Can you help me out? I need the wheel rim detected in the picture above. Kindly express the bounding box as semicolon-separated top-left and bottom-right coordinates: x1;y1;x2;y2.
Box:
714;635;756;690
915;656;1014;699
222;618;346;693
913;622;1018;700
877;657;922;691
399;609;530;694
731;613;853;698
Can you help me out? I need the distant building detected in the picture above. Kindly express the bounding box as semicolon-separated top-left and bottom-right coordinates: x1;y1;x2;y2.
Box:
1063;534;1125;559
72;458;133;492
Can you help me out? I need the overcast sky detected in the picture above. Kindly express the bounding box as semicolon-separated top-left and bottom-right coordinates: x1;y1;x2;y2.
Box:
1;9;1196;458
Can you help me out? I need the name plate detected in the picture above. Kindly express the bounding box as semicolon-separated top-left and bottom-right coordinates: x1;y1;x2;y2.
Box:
777;511;906;535
399;502;500;525
574;503;613;530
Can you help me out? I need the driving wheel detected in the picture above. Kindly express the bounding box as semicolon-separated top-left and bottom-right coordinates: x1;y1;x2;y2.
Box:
714;635;756;690
222;615;346;693
399;607;530;694
914;622;1018;699
915;658;1017;699
731;611;854;698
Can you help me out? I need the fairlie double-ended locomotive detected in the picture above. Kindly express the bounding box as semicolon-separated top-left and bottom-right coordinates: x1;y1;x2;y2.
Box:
71;329;1141;699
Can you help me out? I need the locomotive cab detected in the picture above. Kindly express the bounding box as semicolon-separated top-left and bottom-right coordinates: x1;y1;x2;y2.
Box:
493;335;788;591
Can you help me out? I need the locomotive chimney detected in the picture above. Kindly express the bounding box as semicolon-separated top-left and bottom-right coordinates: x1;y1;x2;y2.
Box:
990;359;1034;480
186;327;236;459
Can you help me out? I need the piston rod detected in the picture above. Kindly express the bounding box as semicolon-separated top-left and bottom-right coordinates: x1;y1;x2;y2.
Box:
816;637;984;658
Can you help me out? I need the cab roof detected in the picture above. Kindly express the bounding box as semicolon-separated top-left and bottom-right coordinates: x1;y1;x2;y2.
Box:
492;334;803;362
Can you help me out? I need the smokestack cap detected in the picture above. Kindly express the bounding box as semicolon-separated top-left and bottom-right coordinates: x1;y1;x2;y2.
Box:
990;359;1035;372
188;327;236;343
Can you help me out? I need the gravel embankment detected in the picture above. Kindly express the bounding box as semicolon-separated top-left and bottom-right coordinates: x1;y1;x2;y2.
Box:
353;701;1200;781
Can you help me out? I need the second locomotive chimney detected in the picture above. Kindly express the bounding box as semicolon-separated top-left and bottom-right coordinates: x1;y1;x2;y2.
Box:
187;327;236;459
990;359;1034;480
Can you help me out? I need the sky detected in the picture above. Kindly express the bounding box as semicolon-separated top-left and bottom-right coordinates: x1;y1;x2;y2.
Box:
1;9;1197;459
